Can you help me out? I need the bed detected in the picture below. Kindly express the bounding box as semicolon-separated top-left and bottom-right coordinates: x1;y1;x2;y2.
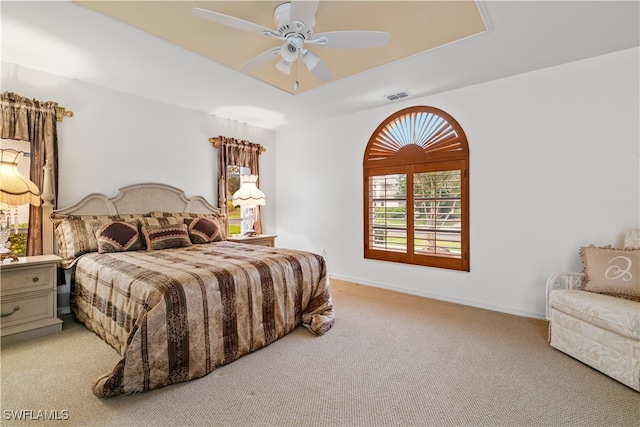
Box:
50;183;334;397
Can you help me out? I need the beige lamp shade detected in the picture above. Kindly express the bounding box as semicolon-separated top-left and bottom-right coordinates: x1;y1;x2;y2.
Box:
0;149;41;206
232;175;266;207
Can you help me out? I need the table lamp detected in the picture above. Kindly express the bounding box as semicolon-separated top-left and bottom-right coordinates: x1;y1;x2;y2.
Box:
0;149;41;262
232;174;265;237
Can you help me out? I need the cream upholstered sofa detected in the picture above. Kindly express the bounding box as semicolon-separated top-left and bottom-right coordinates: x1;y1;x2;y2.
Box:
546;229;640;392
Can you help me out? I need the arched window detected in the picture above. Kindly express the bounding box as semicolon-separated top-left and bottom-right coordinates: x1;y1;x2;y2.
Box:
363;106;469;271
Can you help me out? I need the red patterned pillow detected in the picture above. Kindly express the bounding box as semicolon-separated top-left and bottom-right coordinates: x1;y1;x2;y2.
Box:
185;217;223;244
142;223;192;251
96;221;145;253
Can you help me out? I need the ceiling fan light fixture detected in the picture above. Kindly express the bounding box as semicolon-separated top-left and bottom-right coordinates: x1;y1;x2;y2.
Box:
300;50;320;71
280;40;299;62
275;58;293;74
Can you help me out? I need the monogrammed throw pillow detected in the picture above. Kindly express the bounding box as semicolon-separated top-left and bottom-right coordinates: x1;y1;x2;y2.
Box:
580;246;640;301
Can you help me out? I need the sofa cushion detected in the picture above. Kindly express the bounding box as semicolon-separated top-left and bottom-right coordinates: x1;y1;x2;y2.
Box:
549;289;640;340
580;246;640;301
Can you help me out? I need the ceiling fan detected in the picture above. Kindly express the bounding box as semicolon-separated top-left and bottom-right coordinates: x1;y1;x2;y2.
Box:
192;0;390;89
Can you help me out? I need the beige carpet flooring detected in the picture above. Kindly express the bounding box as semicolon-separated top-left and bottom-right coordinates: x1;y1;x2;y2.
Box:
1;279;638;426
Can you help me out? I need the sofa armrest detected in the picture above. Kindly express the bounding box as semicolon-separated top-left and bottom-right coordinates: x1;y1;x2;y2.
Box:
545;272;584;320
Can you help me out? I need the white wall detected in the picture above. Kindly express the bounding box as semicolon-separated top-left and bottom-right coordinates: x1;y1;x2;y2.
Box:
275;47;640;319
2;62;277;311
1;62;277;212
3;48;638;319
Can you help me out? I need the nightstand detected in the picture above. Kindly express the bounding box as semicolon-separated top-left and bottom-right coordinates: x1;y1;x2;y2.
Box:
1;255;63;344
226;234;277;247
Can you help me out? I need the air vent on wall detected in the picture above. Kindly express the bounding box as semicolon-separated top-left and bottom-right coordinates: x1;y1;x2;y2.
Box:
384;91;411;101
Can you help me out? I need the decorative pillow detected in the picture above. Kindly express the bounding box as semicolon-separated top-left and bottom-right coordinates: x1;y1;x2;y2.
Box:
149;211;227;239
185;217;223;244
52;217;102;268
140;216;183;228
149;211;219;218
142;223;192;251
149;211;184;218
52;214;148;268
51;213;148;223
96;221;145;253
624;229;640;249
580;245;640;301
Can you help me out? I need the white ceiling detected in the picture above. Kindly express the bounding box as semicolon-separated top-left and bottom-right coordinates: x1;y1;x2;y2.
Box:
2;1;639;131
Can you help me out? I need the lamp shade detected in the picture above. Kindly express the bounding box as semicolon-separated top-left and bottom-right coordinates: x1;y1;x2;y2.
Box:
275;58;293;75
232;175;265;207
0;149;41;206
301;49;321;72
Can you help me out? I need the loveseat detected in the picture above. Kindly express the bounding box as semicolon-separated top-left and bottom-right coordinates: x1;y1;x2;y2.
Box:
546;230;640;392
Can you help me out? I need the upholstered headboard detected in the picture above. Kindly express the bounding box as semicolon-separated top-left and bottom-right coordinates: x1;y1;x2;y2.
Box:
45;183;221;253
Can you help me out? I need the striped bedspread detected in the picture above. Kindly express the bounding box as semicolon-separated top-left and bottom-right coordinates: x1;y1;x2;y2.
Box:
72;241;334;397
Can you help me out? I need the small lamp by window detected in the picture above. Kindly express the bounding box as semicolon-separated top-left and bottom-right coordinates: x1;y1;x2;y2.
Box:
0;149;41;262
232;175;265;237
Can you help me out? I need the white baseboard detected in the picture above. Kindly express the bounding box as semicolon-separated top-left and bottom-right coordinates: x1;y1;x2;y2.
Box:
329;273;545;320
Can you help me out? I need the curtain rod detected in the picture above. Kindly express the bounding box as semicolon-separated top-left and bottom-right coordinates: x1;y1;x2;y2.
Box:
55;106;74;122
209;137;266;153
0;98;73;122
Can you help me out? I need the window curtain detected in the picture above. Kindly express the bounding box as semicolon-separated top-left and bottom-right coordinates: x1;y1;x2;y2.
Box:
0;92;59;256
215;136;263;234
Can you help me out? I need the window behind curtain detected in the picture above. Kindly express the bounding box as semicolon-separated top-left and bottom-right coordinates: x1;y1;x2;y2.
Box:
226;165;250;235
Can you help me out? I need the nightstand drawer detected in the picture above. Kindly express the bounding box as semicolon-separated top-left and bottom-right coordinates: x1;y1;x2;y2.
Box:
1;290;55;329
1;266;53;294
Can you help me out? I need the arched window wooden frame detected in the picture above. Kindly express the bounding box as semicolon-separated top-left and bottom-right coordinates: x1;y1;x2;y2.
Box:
363;106;470;271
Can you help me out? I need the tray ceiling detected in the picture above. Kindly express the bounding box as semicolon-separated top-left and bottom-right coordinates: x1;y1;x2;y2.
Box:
76;1;488;94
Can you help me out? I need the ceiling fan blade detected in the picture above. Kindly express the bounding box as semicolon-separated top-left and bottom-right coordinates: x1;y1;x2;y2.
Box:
238;48;280;73
311;31;391;48
289;0;319;30
192;7;274;36
307;56;332;82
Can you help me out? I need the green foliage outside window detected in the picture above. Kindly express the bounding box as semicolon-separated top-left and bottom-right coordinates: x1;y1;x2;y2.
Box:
227;202;241;235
